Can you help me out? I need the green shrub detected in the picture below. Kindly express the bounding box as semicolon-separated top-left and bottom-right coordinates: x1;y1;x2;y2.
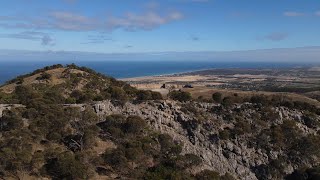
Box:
136;90;163;101
221;97;234;107
302;113;319;128
36;72;52;80
169;90;192;102
14;85;41;105
175;154;202;169
44;151;91;179
123;116;147;134
219;129;231;140
158;134;182;157
103;149;128;170
212;92;223;103
151;91;163;100
0;110;23;132
222;173;236;180
43;89;65;104
137;90;152;101
65;97;76;104
232;118;252;136
108;87;128;105
196;170;221;180
285;166;320;180
250;95;269;105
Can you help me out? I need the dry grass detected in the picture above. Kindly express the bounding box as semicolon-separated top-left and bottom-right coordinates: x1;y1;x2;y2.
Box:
184;86;320;107
0;68;89;94
0;68;66;93
93;138;116;155
123;73;320;107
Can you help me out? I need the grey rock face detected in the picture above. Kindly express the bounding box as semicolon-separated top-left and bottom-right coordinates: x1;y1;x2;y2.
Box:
88;100;320;180
85;100;262;179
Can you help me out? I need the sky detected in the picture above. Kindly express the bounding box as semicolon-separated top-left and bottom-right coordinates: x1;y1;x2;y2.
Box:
0;0;320;62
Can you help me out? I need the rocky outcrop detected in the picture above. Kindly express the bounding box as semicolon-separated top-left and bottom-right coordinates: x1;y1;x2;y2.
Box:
0;104;25;117
87;101;262;179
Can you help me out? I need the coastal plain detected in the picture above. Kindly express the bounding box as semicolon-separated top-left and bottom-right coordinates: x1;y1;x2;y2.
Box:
122;67;320;106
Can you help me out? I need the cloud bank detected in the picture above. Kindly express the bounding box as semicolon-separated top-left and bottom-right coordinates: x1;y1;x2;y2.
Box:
284;10;320;17
0;10;184;32
264;32;289;41
0;47;319;63
257;32;289;41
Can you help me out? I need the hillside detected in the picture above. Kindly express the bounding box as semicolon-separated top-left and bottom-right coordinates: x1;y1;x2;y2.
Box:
0;64;162;105
1;65;320;180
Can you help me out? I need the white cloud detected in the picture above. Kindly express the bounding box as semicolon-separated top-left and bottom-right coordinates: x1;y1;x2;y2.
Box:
48;11;99;31
190;0;209;2
0;10;184;32
283;11;305;17
107;11;183;31
190;35;200;41
265;32;288;41
50;12;90;23
81;34;114;44
1;46;320;63
145;1;160;9
257;32;289;41
179;0;210;2
41;35;54;46
63;0;77;4
0;31;54;45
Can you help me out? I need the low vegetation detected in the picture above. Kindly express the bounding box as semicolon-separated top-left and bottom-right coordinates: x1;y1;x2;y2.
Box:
168;90;192;102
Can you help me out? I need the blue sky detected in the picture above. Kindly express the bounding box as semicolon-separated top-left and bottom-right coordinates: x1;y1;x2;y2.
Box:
0;0;320;62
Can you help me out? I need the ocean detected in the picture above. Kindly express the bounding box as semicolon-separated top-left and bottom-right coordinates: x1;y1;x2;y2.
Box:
0;61;315;85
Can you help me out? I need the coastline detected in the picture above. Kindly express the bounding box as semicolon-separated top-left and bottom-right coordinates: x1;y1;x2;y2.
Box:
118;68;208;81
119;64;320;81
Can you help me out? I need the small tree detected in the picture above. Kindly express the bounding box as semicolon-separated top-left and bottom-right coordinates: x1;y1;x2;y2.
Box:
44;151;90;179
168;90;192;102
136;90;152;101
123;116;147;134
108;87;128;106
221;97;233;107
212;92;222;103
196;170;221;180
0;110;23;131
151;91;163;100
136;90;163;101
36;72;52;80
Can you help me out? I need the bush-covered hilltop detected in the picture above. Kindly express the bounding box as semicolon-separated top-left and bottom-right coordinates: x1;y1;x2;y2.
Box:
1;65;320;179
0;64;162;105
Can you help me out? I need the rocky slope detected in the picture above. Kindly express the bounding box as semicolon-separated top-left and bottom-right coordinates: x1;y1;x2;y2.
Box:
62;99;319;180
